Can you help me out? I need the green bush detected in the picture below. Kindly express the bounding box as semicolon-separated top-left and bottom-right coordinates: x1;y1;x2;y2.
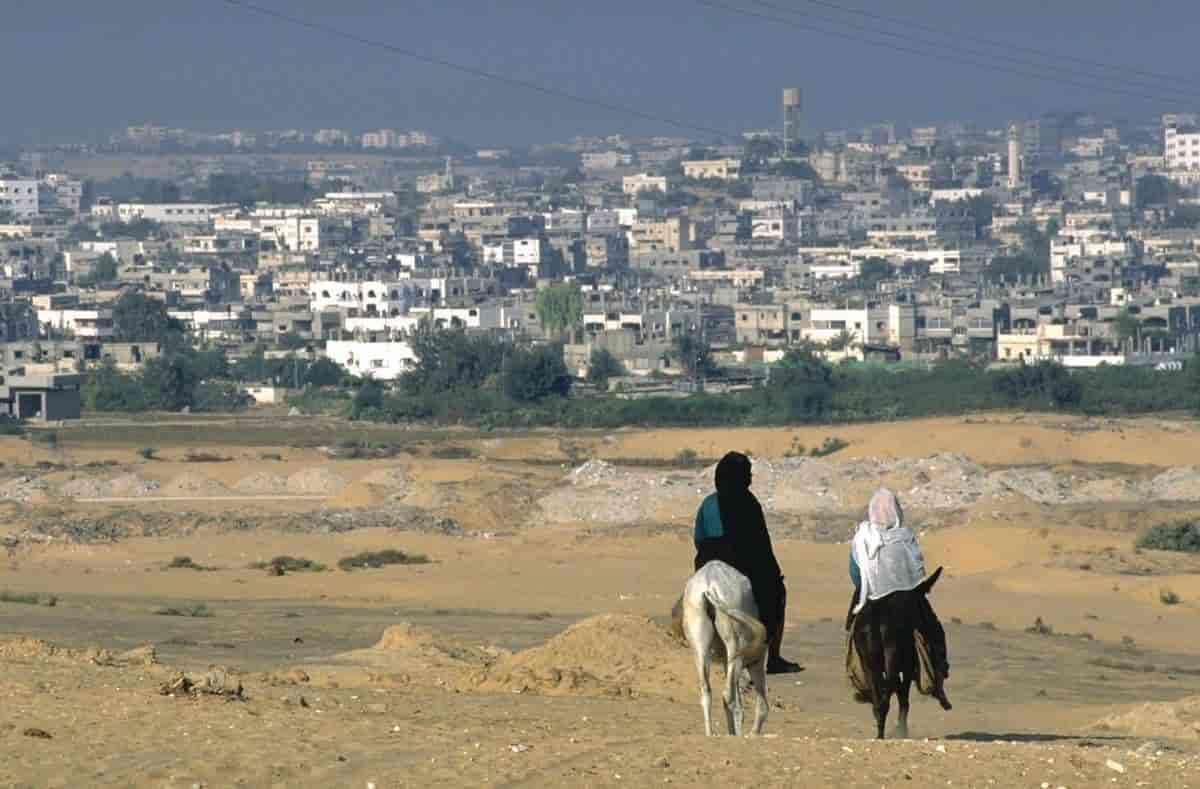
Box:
252;555;326;574
1137;522;1200;553
337;549;430;571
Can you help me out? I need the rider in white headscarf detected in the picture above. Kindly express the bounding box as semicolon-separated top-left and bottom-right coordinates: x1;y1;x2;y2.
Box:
849;488;927;615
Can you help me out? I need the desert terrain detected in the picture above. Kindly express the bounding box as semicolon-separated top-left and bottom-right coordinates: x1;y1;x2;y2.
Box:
2;412;1200;788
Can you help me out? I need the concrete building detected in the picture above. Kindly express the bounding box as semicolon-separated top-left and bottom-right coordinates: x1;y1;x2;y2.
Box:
325;339;416;381
622;174;668;196
38;308;115;340
0;180;39;218
683;159;742;181
0;370;82;421
630;217;691;253
116;203;231;224
1165;126;1200;170
309;280;413;316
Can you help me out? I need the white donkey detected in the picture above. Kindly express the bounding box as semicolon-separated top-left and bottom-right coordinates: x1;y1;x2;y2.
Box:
681;560;769;736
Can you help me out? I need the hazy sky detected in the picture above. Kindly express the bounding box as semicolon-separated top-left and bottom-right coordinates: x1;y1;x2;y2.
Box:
4;0;1200;145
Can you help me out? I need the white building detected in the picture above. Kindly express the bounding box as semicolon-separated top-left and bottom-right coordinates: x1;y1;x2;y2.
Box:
313;192;395;216
214;213;320;251
361;129;398;149
1165;126;1200;170
116;203;231;224
37;308;115;339
325;340;416;381
622;173;668;196
683;159;742;181
0;180;39;218
309;280;412;316
482;238;546;270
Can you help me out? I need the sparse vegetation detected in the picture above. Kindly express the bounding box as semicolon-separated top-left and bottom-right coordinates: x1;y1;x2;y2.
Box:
1026;617;1054;635
337;549;430;571
165;556;214;571
252;556;326;575
259;452;282;461
430;446;475;460
1159;587;1182;605
1136;521;1200;554
810;437;850;457
673;448;700;467
184;450;231;463
154;603;214;618
0;590;45;605
138;447;158;460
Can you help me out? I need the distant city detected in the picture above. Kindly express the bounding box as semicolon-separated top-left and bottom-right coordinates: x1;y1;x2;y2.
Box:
1;89;1198;421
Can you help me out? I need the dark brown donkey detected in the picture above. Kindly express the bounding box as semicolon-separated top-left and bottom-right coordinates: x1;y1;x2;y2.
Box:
847;566;950;740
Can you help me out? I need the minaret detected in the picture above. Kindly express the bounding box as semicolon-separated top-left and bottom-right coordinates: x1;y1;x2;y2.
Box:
782;88;802;157
1007;124;1022;189
445;156;455;191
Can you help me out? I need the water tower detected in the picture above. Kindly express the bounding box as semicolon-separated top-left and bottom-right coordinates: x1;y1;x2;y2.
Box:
783;88;802;157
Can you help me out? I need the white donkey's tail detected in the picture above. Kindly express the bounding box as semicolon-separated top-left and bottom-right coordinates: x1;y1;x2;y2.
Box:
704;590;768;663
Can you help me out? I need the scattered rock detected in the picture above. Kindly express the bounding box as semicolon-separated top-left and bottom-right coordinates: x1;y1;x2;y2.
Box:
22;728;52;739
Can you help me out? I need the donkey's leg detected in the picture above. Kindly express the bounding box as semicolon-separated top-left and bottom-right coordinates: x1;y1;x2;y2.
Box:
747;656;769;736
723;654;744;736
895;674;912;739
686;610;716;736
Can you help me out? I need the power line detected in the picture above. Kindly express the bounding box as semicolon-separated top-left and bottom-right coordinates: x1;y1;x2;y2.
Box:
222;0;737;141
697;0;1188;107
750;0;1200;102
789;0;1199;90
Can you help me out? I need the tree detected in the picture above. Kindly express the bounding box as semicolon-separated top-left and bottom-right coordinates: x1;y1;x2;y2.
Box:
141;355;199;411
93;252;119;284
759;347;834;421
856;257;891;290
351;379;385;419
1112;310;1141;348
586;347;625;387
501;345;571;402
1030;170;1062;201
769;159;818;180
1136;174;1174;209
400;323;507;397
535;282;583;339
113;291;179;342
672;331;716;378
966;195;995;238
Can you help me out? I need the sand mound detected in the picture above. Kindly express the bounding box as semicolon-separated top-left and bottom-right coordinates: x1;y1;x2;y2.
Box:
58;473;159;499
361;466;410;491
0;636;113;664
327;481;388;509
161;472;228;497
1095;696;1200;740
287;467;345;495
234;471;290;494
478;614;693;697
1149;467;1200;501
308;622;503;689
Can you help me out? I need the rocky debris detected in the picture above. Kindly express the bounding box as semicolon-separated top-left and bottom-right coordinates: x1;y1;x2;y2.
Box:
1094;695;1200;741
287;467;346;495
1148;467;1200;501
58;473;160;499
22;728;52;740
233;471;290;494
0;476;49;503
161;472;228;497
160;668;244;700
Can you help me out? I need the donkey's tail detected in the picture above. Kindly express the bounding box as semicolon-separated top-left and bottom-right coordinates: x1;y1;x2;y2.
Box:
704;591;768;663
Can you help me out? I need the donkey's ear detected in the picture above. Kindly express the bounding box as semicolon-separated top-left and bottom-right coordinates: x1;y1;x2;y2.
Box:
917;566;943;595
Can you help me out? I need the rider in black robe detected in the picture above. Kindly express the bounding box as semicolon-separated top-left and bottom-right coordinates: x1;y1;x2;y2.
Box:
694;451;802;674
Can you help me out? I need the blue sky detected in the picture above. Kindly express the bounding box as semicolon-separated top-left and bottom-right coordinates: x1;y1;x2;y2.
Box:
3;0;1199;145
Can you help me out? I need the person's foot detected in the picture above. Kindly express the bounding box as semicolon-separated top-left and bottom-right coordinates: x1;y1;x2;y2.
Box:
766;657;804;674
935;688;953;711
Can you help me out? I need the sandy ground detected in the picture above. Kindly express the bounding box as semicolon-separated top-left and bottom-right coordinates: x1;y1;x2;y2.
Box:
2;414;1200;787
